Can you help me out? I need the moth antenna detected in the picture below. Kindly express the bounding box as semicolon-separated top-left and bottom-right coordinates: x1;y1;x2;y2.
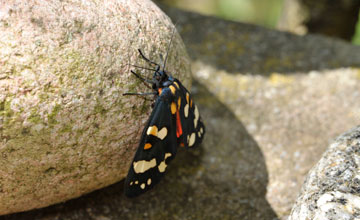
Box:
162;23;177;71
128;63;158;72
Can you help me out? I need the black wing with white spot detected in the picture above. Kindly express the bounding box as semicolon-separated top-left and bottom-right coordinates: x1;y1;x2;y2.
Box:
175;79;205;148
124;88;178;197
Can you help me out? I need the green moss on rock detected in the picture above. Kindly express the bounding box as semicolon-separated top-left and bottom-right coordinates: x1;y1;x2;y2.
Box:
48;104;62;125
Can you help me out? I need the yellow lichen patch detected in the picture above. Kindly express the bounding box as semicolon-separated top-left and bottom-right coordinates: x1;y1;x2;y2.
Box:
177;97;181;110
171;102;177;114
133;158;157;173
169;85;176;94
144;143;152;150
157;127;168;140
147;125;158;136
269;73;294;86
356;69;360;79
173;81;180;88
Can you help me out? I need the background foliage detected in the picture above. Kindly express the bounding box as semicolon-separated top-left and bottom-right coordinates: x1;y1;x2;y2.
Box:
159;0;360;45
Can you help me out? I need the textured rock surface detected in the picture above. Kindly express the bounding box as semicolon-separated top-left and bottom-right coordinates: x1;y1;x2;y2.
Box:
289;126;360;220
1;3;360;220
160;4;360;75
161;5;360;219
0;0;190;215
2;81;278;220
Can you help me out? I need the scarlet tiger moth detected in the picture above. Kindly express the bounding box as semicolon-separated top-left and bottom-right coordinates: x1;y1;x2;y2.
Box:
123;26;205;197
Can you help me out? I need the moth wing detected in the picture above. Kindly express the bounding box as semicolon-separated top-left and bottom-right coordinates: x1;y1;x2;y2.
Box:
124;96;177;197
176;80;205;148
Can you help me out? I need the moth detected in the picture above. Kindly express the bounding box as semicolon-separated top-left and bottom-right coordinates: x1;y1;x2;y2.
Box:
123;26;205;197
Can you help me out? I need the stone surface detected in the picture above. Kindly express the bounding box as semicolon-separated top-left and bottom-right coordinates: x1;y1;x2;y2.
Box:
160;5;360;219
0;0;190;215
289;126;360;220
1;81;278;220
2;3;360;220
159;4;360;75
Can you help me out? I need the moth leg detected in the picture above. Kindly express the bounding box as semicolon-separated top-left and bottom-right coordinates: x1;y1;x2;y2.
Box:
123;91;157;101
130;70;153;90
128;64;158;72
138;49;160;70
123;91;157;96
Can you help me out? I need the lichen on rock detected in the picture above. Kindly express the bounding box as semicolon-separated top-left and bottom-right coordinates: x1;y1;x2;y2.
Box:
0;0;191;215
289;126;360;220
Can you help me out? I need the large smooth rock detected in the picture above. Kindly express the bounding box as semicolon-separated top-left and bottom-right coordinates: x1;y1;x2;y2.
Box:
2;80;278;220
161;5;360;218
289;126;360;220
0;0;190;215
2;4;360;220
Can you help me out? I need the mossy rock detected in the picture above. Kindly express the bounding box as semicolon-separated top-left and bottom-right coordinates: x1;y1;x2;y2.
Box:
0;0;191;215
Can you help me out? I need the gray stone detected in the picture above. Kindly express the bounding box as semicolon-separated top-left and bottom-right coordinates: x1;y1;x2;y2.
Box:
289;126;360;220
161;5;360;218
2;3;360;220
0;0;190;215
1;81;278;220
159;4;360;75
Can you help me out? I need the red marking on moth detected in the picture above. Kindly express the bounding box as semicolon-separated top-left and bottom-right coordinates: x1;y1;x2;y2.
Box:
176;110;183;138
158;88;162;95
180;142;185;147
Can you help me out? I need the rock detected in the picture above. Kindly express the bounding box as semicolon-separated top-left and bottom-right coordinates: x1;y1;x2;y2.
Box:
289;126;360;220
159;4;360;75
0;0;190;215
161;5;360;218
2;81;278;220
2;4;360;220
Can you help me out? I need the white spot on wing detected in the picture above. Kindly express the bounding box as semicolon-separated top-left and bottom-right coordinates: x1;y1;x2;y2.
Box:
140;183;145;189
194;105;199;119
133;158;156;173
194;105;199;128
158;153;172;173
158;161;167;172
189;133;196;147
157;127;168;140
147;178;152;185
184;104;189;118
165;153;172;159
147;126;158;136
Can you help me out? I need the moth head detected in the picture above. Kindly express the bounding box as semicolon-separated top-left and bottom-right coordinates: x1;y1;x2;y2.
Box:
153;70;168;84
